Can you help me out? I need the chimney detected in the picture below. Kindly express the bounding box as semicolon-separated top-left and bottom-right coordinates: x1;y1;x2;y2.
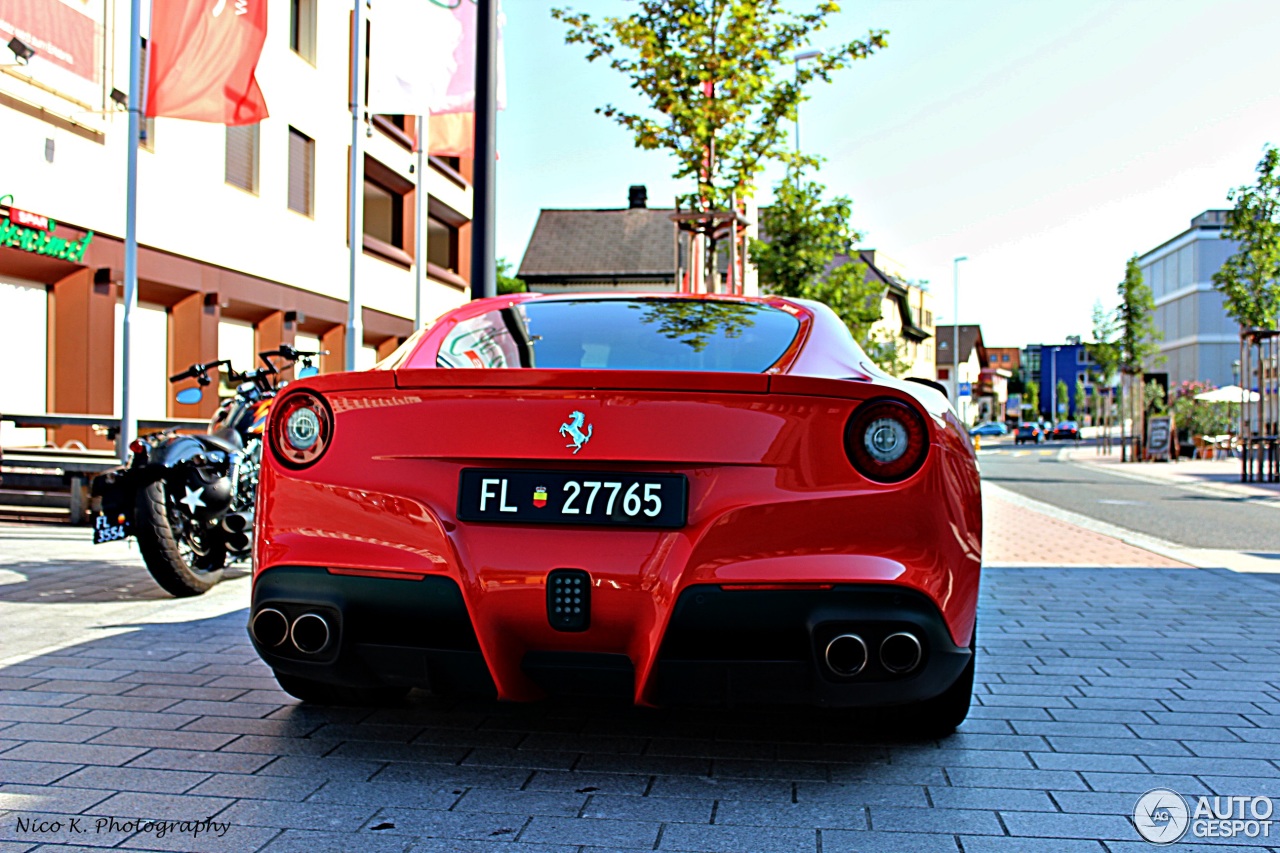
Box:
628;185;648;209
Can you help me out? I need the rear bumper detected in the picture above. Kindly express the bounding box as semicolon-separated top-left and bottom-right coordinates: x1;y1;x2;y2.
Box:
250;567;972;709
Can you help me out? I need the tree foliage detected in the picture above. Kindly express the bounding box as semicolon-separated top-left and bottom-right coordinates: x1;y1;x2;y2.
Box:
749;167;895;368
496;258;526;295
1214;145;1280;331
1144;379;1168;416
551;1;886;215
1087;299;1121;386
1117;255;1161;374
1024;379;1040;418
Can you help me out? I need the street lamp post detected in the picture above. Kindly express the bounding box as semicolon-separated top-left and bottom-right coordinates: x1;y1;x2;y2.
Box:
952;256;967;415
793;50;821;155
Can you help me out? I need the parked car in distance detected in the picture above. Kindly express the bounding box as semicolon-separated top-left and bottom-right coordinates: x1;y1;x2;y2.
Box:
969;422;1008;437
1053;420;1080;441
1015;423;1044;445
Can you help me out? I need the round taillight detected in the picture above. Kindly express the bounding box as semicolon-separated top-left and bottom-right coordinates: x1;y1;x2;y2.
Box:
286;408;321;450
844;399;929;482
270;392;333;468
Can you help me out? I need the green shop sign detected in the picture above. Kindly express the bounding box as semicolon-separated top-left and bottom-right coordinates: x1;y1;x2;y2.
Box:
0;194;94;263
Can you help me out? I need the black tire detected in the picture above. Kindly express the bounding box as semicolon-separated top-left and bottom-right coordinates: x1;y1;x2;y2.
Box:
133;477;226;597
274;671;409;706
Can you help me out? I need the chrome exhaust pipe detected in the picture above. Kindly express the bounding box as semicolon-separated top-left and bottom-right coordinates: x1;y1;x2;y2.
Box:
222;511;253;533
880;632;923;674
823;633;868;677
225;530;251;554
250;608;289;648
290;612;332;655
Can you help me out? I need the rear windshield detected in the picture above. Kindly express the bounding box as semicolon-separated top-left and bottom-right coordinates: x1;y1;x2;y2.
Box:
431;299;801;372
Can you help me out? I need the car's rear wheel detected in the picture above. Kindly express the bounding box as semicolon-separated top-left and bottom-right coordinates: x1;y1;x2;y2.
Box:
274;671;409;706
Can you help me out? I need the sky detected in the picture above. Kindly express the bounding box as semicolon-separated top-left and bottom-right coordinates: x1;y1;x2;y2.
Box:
492;0;1280;349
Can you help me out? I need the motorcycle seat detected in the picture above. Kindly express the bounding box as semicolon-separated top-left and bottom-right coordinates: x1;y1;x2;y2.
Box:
200;430;244;455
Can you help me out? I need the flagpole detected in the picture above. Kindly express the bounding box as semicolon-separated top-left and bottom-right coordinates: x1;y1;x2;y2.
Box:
469;0;497;300
414;114;426;329
346;0;367;368
119;0;143;462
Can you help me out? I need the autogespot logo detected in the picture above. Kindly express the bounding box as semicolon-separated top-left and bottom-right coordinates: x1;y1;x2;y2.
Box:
1134;788;1276;844
1134;789;1189;844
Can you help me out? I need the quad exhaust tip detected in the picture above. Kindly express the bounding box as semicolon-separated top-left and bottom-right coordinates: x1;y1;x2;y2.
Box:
824;633;868;677
289;612;332;655
250;608;289;648
880;631;923;674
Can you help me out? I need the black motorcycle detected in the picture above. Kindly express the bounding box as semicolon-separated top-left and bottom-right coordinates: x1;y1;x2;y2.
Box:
91;345;320;596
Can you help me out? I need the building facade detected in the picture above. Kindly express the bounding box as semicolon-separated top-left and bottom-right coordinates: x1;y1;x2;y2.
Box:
1136;210;1240;388
858;250;936;380
936;324;985;426
1023;342;1096;420
0;0;472;448
985;347;1021;377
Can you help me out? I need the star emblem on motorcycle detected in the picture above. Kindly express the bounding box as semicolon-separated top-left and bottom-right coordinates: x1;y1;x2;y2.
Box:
179;485;206;514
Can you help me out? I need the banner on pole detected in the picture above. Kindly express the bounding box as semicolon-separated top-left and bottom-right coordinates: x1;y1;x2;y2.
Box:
146;0;269;125
367;0;506;118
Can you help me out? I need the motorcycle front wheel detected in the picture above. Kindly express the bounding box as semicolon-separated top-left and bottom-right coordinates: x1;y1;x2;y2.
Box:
134;477;226;597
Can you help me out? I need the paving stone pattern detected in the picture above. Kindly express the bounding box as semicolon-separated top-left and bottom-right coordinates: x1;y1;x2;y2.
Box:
0;558;1279;849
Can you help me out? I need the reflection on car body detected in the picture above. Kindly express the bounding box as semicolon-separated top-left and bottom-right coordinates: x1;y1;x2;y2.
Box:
249;293;983;735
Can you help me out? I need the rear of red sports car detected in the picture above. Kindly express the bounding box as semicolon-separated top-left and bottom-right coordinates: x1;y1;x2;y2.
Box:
250;294;982;729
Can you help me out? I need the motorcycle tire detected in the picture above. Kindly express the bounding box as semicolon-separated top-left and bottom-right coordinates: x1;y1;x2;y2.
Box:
134;477;226;597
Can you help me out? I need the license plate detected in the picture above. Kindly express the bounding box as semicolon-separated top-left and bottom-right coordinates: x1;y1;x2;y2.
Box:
458;469;687;528
93;513;130;544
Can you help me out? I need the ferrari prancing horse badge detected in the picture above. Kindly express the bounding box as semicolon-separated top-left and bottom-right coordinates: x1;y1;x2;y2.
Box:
558;411;593;454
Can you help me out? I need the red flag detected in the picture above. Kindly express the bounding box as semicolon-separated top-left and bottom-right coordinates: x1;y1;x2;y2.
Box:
146;0;268;125
429;113;473;158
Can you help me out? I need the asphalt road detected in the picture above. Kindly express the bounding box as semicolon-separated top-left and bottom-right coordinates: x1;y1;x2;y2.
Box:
979;440;1280;550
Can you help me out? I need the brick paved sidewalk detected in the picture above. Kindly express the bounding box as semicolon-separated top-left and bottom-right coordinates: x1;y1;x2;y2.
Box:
0;515;1278;852
983;486;1189;568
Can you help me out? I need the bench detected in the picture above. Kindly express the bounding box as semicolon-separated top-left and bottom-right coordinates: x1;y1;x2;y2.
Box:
1;413;207;524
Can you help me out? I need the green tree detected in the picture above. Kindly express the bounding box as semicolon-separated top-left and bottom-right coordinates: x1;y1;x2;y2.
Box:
1088;300;1123;449
1116;255;1162;460
1024;379;1040;419
552;1;886;287
1074;379;1087;421
1117;255;1161;374
749;167;891;365
1087;300;1122;386
1056;380;1068;418
496;258;526;295
1213;144;1280;331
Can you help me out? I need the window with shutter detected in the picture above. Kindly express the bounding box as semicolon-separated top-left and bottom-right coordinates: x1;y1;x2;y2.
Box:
288;128;314;216
225;124;260;194
428;215;458;272
290;0;317;63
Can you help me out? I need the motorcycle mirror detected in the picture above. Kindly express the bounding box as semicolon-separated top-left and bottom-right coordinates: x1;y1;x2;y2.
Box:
298;365;319;378
175;387;203;405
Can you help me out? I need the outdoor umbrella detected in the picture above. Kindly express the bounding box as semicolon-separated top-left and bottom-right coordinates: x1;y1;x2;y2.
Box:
1193;385;1260;403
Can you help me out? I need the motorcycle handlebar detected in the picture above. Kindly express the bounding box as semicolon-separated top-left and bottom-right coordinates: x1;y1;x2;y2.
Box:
168;359;231;384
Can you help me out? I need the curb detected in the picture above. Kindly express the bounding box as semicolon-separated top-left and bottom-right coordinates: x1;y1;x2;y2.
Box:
982;480;1280;582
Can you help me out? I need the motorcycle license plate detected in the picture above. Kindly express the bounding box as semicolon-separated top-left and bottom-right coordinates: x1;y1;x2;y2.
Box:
93;513;130;544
